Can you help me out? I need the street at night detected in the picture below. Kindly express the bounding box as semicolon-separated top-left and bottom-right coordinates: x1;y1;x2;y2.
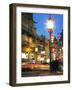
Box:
21;13;63;77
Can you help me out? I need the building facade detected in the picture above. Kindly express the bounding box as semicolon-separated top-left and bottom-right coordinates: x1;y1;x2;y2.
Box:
21;13;50;64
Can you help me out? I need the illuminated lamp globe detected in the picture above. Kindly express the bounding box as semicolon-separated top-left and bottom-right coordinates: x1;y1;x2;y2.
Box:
46;17;54;32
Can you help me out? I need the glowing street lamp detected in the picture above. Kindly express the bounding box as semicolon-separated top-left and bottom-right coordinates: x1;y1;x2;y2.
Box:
46;17;54;71
46;17;54;32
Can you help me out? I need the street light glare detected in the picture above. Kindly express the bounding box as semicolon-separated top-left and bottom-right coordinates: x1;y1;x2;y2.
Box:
46;19;54;30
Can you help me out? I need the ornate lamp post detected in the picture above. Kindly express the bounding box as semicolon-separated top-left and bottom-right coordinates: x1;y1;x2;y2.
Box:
46;17;54;71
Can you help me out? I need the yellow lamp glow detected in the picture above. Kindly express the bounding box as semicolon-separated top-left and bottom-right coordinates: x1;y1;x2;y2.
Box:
46;17;54;30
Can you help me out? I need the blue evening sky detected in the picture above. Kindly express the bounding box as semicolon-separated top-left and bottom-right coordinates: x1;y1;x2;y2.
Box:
33;13;63;39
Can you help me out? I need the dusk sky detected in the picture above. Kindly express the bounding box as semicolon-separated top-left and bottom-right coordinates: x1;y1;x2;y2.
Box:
33;13;63;39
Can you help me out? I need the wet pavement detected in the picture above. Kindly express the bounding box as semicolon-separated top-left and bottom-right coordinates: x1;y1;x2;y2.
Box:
22;70;63;77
